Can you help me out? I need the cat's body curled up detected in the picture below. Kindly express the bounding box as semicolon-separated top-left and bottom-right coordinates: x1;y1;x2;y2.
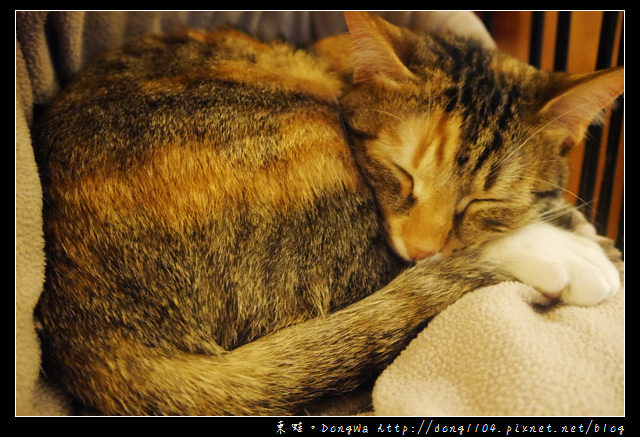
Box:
34;12;623;415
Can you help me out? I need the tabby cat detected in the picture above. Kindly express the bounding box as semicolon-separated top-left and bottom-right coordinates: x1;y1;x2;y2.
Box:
34;12;623;415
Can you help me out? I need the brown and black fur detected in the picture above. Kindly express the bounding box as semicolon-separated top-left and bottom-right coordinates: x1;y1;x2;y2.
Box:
33;13;623;415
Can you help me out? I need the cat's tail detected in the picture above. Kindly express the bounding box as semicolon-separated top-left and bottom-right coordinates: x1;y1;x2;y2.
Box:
56;254;500;416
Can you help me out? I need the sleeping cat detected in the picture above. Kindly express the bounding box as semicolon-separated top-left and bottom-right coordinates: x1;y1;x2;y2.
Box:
33;11;623;415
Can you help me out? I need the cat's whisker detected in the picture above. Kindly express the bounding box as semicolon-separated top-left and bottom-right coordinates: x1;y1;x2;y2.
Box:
424;85;433;137
521;175;589;205
537;203;598;229
359;107;405;123
498;125;545;166
538;203;581;223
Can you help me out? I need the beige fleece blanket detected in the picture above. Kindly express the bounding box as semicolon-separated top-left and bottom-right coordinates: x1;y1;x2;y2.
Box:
16;11;623;417
372;281;624;416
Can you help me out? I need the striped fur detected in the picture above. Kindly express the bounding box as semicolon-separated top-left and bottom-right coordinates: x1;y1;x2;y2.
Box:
341;12;622;260
34;12;623;415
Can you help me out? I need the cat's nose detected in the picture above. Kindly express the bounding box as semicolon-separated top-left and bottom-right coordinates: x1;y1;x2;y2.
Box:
409;249;436;260
404;242;437;260
390;233;440;261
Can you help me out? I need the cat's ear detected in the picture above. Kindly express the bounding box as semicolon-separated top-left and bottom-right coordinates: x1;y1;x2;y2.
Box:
539;67;624;149
344;11;418;83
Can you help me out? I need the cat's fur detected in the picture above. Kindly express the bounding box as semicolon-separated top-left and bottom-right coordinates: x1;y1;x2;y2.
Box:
33;12;623;415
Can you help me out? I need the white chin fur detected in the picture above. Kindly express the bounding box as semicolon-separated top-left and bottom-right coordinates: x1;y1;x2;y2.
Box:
389;235;412;261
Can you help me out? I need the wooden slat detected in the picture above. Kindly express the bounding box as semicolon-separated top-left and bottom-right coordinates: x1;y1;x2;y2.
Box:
529;11;545;67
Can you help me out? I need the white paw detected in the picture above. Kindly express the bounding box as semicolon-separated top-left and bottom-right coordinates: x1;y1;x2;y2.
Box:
481;223;620;306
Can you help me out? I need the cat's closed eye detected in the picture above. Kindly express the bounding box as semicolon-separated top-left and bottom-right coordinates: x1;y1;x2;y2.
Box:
456;198;507;216
452;197;510;240
390;162;417;206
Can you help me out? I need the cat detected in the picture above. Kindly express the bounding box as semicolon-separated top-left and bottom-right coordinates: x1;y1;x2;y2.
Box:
33;11;623;415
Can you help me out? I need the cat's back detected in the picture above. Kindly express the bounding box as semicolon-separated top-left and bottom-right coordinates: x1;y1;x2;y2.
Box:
35;28;403;357
37;28;347;178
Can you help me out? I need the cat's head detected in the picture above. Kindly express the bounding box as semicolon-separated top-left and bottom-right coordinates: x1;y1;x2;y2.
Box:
340;11;624;261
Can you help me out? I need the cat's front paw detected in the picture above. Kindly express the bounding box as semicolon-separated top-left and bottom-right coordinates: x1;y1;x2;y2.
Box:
481;222;621;306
